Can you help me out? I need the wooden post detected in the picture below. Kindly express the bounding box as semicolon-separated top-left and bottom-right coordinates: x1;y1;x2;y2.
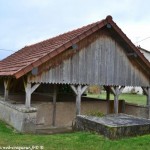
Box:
142;87;150;119
147;88;150;102
148;88;150;119
111;86;124;114
76;85;82;115
4;79;11;101
103;86;111;114
142;87;150;105
104;86;110;100
71;85;88;116
106;89;110;100
114;86;119;114
24;80;40;108
106;89;110;114
25;83;31;108
52;84;58;126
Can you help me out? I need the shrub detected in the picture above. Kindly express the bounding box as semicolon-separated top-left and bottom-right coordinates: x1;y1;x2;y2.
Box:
86;111;105;117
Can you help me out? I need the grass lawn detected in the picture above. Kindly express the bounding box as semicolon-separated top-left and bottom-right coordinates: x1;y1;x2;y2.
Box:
87;93;147;106
0;121;150;150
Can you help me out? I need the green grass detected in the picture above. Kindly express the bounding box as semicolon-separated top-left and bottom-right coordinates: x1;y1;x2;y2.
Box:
0;120;150;150
87;93;147;106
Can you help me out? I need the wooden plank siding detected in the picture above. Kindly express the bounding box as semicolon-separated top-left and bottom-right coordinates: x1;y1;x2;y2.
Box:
28;30;149;87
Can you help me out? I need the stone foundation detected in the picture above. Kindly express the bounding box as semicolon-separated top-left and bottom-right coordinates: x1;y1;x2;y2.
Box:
74;114;150;139
0;94;149;134
0;99;37;133
125;103;149;119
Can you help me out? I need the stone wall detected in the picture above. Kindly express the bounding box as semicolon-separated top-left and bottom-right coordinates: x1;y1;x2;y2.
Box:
125;103;148;119
0;100;37;133
36;99;149;127
0;94;149;133
36;99;108;127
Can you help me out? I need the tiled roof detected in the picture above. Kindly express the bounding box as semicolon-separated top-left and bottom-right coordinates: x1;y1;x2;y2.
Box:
0;16;149;78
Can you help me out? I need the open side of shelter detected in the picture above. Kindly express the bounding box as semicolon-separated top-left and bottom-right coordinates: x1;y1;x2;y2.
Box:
0;16;149;133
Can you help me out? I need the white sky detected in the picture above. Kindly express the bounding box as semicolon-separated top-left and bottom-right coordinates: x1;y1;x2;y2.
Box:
0;0;150;60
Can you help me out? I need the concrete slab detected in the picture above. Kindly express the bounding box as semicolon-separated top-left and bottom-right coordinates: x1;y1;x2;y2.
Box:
75;114;150;139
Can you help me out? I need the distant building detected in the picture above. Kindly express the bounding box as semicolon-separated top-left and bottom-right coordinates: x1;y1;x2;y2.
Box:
139;47;150;62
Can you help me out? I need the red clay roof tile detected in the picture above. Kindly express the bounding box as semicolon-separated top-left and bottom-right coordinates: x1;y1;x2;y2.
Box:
0;16;149;78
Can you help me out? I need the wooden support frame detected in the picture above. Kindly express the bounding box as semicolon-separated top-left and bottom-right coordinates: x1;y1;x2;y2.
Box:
52;84;58;126
106;89;110;100
142;87;150;119
71;85;88;115
111;86;125;114
4;78;11;101
103;86;111;114
142;87;150;105
103;86;110;100
24;80;40;108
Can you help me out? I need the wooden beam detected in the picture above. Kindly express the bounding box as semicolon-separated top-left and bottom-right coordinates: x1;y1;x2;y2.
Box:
25;82;31;108
106;89;110;100
81;86;88;95
4;79;11;101
76;85;82;115
110;87;116;95
110;86;125;96
143;87;150;119
31;83;40;94
103;86;111;114
110;86;124;114
114;86;119;114
147;88;150;119
103;86;110;100
119;86;125;94
70;85;88;115
23;77;27;89
24;82;41;108
142;87;148;95
52;84;58;126
147;88;150;105
70;85;77;95
142;87;149;106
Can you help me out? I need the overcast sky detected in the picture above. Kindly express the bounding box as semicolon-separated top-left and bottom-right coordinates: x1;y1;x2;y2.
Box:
0;0;150;60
